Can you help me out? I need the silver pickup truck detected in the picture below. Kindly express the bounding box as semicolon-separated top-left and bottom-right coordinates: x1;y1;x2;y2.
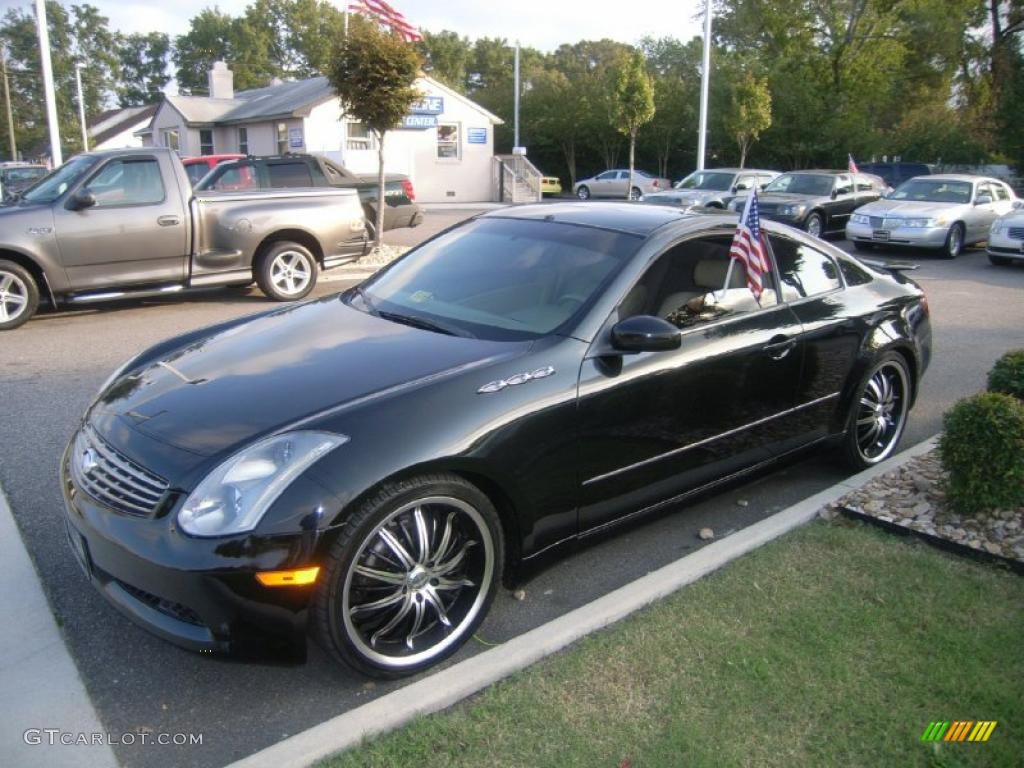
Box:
0;146;368;330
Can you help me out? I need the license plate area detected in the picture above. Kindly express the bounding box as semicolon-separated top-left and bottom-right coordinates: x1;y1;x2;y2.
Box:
66;522;91;577
872;230;890;241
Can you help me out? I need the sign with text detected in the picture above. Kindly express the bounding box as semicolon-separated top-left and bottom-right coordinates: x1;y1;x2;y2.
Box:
467;128;487;144
402;115;439;130
288;127;303;149
410;96;444;115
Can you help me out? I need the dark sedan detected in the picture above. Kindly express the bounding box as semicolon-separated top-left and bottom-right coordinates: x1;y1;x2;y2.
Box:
62;204;931;677
731;170;889;237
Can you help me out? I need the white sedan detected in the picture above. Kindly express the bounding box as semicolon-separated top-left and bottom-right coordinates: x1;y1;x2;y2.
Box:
846;175;1018;258
988;204;1024;266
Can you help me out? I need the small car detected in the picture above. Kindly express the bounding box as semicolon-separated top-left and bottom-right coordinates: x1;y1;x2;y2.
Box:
847;175;1018;258
573;169;672;200
642;168;778;211
63;204;930;677
732;170;889;237
987;203;1024;266
541;175;562;196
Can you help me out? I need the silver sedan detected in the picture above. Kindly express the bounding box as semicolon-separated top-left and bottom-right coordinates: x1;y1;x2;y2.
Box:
846;174;1018;258
573;169;672;201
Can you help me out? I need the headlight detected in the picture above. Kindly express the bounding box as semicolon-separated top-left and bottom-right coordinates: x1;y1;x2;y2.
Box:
991;219;1006;235
178;431;347;537
903;217;941;228
850;213;871;225
779;204;806;216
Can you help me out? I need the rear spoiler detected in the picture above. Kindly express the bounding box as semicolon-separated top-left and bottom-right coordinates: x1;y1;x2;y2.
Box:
858;257;919;272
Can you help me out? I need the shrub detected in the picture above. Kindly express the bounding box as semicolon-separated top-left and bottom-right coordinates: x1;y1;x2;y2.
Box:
940;392;1024;515
988;349;1024;401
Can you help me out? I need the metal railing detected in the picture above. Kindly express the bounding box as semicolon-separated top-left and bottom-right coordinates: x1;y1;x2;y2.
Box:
492;154;543;203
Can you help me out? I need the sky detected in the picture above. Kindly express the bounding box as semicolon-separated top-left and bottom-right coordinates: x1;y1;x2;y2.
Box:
54;0;706;52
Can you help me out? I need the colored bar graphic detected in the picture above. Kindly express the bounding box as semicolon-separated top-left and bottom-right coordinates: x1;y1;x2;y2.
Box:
926;720;997;742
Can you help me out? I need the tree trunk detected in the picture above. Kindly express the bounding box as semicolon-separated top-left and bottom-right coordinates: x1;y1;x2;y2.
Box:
561;138;577;187
627;130;636;200
375;130;386;251
739;138;747;169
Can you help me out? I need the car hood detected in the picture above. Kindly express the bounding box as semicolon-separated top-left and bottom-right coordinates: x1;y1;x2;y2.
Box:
854;199;967;217
91;295;528;457
646;189;723;204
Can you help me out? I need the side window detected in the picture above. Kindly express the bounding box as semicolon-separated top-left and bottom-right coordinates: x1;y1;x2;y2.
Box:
617;171;630;180
597;171;616;181
735;175;756;191
771;235;841;300
266;161;313;188
834;174;852;195
855;174;873;192
622;236;777;329
993;183;1010;201
82;158;165;207
838;257;873;287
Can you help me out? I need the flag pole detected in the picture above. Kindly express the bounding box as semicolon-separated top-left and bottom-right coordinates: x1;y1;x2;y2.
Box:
34;0;62;167
696;0;713;171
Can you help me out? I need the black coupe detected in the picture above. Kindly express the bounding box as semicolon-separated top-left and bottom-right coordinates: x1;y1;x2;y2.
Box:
62;203;931;677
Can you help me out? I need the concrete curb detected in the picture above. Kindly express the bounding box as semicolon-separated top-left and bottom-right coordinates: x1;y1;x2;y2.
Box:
227;436;939;768
0;484;118;768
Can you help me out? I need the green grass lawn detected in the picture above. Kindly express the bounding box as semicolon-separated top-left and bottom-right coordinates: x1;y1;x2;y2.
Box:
322;521;1023;768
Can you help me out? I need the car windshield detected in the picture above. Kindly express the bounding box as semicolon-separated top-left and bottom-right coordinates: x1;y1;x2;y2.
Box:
676;171;734;191
20;155;100;204
889;179;972;204
351;217;641;341
764;173;834;196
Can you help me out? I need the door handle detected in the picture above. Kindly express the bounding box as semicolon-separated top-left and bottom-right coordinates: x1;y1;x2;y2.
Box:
157;215;180;226
763;336;797;360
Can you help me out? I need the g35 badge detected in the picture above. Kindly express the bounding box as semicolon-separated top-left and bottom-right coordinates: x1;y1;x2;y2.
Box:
477;366;555;394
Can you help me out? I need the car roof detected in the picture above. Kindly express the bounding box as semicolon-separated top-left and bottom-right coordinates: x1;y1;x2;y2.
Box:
920;174;994;183
481;202;693;236
692;167;777;174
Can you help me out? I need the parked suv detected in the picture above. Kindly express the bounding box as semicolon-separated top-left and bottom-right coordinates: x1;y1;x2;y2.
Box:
196;153;423;235
857;162;931;189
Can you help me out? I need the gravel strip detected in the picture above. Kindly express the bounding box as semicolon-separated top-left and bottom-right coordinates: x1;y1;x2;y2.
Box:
820;450;1024;561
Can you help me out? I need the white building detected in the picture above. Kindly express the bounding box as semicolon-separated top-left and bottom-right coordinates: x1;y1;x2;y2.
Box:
140;62;504;203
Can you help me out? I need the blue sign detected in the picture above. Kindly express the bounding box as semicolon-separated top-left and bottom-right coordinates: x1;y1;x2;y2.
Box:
402;115;438;130
288;127;303;149
410;96;444;115
467;127;487;144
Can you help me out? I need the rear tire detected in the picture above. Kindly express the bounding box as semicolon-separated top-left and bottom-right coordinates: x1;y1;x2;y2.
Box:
255;241;318;302
576;185;591;200
629;186;642;201
0;259;39;331
312;473;503;678
841;352;911;470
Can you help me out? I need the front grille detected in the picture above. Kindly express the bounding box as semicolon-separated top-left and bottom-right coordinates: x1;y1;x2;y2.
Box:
870;216;885;228
71;425;168;517
1007;226;1024;240
116;580;205;627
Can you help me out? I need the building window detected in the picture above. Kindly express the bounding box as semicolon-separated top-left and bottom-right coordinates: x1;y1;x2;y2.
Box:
345;121;376;150
199;129;214;156
238;127;248;155
276;123;288;155
162;129;179;153
437;123;460;159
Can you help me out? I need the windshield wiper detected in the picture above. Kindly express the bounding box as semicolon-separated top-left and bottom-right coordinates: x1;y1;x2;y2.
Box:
378;310;474;339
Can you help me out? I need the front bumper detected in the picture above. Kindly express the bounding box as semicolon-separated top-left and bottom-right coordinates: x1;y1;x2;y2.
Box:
846;221;949;249
987;232;1024;261
60;440;321;658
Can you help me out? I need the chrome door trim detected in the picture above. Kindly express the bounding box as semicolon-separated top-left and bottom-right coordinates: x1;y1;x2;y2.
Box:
581;391;840;487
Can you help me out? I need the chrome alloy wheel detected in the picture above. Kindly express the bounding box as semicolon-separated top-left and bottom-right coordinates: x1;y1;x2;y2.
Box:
855;360;909;463
0;270;29;323
341;496;494;669
269;250;312;296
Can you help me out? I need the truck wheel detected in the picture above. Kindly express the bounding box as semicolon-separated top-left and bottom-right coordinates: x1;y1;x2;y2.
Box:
0;259;39;331
256;242;318;302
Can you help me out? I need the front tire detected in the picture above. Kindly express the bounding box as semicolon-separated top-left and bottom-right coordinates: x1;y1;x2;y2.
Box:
942;223;964;259
313;473;504;678
576;185;591;200
255;241;318;301
804;212;825;238
842;352;911;470
0;259;39;330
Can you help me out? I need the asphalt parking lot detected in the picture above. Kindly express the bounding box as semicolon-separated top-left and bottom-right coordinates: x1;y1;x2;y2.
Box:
2;208;1023;767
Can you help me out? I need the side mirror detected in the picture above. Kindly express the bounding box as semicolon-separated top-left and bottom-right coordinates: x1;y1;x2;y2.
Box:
734;181;751;192
69;191;96;210
974;194;992;206
611;315;681;353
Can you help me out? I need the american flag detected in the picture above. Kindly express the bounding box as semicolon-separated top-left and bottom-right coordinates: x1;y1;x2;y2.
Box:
349;0;423;42
848;153;859;174
729;188;770;299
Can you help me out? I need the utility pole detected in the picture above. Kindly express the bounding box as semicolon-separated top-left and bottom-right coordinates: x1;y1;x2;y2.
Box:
75;62;88;151
1;47;15;161
513;41;520;150
696;0;713;171
35;0;62;166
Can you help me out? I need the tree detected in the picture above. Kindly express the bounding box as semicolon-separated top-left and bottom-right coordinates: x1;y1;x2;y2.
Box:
611;51;655;199
116;32;170;106
418;30;473;91
328;16;421;249
723;70;771;167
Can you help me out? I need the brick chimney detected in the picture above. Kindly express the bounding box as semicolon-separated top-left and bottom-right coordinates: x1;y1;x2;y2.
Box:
208;60;234;100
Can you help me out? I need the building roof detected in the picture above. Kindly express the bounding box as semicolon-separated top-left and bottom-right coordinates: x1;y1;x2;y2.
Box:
89;104;157;146
155;73;503;128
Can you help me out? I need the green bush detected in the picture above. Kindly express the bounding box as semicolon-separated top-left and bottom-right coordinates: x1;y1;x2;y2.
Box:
988;349;1024;401
940;392;1024;515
